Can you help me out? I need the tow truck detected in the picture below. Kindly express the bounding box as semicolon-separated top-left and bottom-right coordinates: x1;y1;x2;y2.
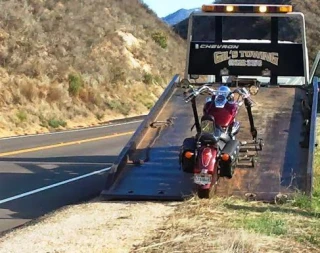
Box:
101;3;320;202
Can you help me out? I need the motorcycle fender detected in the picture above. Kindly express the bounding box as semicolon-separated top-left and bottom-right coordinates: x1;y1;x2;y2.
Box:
195;147;218;189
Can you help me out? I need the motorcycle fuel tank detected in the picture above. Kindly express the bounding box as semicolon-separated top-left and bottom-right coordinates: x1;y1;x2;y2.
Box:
203;97;238;127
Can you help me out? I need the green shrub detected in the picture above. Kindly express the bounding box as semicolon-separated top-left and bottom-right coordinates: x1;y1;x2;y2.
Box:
143;73;153;84
16;110;27;122
68;73;83;96
107;100;131;116
110;65;126;84
144;101;154;109
48;118;67;128
136;93;155;110
151;31;168;49
95;112;104;121
240;211;287;236
143;73;162;85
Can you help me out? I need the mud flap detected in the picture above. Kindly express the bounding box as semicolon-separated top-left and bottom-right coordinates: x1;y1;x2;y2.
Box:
179;137;196;173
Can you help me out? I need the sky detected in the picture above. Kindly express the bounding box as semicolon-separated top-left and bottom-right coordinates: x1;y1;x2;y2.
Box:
142;0;214;18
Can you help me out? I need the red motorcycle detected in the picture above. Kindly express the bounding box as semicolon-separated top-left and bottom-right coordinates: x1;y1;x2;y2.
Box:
179;80;262;198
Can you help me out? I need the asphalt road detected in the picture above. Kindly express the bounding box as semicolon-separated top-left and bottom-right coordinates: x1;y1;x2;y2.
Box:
0;119;142;234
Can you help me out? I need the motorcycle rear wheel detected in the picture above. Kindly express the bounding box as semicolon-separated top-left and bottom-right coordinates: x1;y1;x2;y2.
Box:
197;187;214;199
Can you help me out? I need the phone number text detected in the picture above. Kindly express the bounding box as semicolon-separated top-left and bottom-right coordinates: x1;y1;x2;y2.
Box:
228;59;263;67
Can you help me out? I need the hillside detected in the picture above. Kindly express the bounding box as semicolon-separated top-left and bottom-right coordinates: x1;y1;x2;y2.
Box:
0;0;186;137
162;8;199;26
174;0;320;64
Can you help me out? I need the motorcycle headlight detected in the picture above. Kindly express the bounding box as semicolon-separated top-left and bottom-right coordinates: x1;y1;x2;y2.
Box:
214;93;228;108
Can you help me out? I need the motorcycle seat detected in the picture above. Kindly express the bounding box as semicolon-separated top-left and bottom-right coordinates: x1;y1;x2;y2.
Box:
199;127;231;145
199;132;220;145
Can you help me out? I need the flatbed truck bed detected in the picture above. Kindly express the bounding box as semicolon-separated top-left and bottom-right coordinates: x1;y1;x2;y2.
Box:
101;76;313;202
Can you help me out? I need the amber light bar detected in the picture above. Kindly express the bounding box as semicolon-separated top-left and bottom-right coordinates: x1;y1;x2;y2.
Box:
201;4;293;13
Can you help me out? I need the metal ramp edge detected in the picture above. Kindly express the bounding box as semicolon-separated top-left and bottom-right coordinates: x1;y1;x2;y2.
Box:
100;74;183;201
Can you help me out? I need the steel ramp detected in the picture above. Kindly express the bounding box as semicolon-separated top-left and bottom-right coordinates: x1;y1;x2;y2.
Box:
101;85;195;200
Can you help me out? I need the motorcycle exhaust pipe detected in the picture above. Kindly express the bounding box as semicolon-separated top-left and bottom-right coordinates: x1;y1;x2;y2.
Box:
219;140;240;178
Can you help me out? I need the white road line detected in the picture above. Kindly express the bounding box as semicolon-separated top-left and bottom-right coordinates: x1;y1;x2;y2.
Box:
0;120;144;140
0;167;112;205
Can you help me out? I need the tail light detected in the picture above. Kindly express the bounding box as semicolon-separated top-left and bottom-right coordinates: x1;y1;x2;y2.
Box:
184;151;194;159
202;148;213;167
221;153;230;161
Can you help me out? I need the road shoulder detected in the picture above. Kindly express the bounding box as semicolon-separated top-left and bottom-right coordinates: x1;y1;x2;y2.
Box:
0;197;178;253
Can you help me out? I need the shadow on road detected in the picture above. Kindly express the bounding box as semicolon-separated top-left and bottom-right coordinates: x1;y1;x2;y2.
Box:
0;155;114;164
0;155;118;231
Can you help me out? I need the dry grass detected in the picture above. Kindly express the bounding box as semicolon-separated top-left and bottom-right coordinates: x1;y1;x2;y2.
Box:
134;197;320;253
0;0;186;137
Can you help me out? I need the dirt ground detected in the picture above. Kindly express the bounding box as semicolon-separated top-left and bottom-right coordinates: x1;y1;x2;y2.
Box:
0;199;179;253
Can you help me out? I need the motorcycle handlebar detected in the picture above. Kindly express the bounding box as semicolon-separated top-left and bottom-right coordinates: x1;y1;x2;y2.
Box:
184;85;254;105
184;85;214;103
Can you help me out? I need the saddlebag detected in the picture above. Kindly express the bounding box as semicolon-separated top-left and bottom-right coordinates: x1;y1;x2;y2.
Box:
219;140;240;178
179;137;196;174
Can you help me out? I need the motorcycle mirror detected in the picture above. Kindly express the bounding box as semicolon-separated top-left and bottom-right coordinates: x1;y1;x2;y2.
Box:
179;78;191;89
248;84;260;96
190;74;199;80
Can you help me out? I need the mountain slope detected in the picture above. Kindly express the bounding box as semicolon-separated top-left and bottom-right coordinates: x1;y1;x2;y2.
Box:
0;0;186;137
162;8;198;26
174;0;320;64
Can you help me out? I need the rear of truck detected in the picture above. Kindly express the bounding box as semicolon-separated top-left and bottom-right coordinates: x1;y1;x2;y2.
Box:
101;3;319;202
